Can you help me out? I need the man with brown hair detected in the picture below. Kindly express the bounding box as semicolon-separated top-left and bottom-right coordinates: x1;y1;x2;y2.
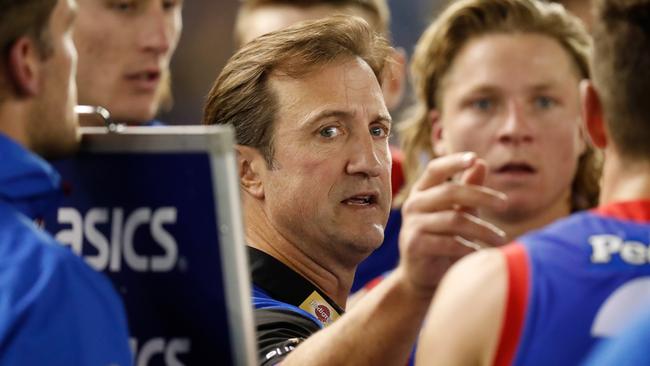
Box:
205;16;490;365
234;0;408;293
416;0;650;364
0;0;131;363
234;0;404;122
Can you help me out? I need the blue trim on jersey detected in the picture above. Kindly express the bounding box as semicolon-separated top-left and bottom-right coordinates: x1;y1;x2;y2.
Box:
252;285;323;329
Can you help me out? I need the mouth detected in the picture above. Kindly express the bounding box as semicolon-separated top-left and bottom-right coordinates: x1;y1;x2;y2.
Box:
494;162;537;174
125;70;161;91
341;193;379;206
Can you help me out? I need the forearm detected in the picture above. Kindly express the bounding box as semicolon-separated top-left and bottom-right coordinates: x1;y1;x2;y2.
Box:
280;269;432;365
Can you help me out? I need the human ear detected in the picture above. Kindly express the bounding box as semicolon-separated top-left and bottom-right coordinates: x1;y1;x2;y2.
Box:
7;37;41;97
580;80;607;149
235;144;266;199
430;110;446;156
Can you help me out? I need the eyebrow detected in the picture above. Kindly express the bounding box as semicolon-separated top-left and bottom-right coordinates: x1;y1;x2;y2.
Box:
462;85;499;95
461;81;564;97
529;82;563;92
300;109;392;128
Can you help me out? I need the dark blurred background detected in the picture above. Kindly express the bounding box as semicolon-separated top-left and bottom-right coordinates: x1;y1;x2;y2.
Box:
160;0;591;125
160;0;442;125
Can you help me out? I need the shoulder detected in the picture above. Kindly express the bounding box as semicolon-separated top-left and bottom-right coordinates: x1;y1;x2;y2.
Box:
442;247;506;288
0;206;130;364
0;204;123;314
429;248;507;316
417;248;507;366
252;288;322;366
433;249;508;333
517;211;605;266
252;286;322;328
0;205;73;282
521;210;599;245
0;208;93;277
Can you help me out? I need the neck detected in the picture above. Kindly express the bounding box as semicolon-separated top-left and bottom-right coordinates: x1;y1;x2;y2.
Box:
244;196;353;308
0;101;30;150
483;190;571;241
599;148;650;204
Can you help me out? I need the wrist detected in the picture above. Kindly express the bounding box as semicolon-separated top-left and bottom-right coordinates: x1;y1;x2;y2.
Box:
391;267;438;303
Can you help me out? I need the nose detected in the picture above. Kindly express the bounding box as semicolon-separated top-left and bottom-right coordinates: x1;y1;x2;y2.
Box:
497;100;534;145
138;5;173;56
346;133;386;178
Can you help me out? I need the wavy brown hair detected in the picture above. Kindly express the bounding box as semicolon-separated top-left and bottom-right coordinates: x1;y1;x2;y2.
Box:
396;0;601;211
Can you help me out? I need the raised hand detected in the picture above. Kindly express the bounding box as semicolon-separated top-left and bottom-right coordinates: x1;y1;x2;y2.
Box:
397;152;508;297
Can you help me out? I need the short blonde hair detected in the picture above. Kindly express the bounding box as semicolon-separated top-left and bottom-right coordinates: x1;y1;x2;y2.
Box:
397;0;600;211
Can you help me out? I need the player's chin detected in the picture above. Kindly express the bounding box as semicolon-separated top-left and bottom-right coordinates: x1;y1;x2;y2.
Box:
350;223;384;247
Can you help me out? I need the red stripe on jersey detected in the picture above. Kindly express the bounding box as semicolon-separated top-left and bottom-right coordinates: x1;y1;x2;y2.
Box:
593;200;650;223
493;243;530;366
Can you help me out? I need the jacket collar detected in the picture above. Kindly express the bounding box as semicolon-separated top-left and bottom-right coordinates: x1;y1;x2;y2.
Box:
249;246;344;326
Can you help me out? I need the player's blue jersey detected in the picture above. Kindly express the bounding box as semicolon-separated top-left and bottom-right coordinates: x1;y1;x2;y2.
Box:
494;200;650;366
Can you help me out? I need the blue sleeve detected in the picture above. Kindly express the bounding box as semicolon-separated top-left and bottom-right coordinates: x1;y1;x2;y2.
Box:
0;221;132;366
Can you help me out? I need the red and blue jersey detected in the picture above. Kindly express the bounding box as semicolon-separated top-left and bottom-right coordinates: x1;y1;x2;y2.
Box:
495;200;650;366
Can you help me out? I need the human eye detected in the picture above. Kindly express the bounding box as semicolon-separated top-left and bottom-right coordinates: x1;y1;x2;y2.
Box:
108;0;137;12
470;97;494;112
319;126;342;139
534;96;557;110
162;0;182;11
369;124;389;138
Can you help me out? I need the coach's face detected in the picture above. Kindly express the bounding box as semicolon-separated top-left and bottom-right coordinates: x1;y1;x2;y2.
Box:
261;57;391;262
